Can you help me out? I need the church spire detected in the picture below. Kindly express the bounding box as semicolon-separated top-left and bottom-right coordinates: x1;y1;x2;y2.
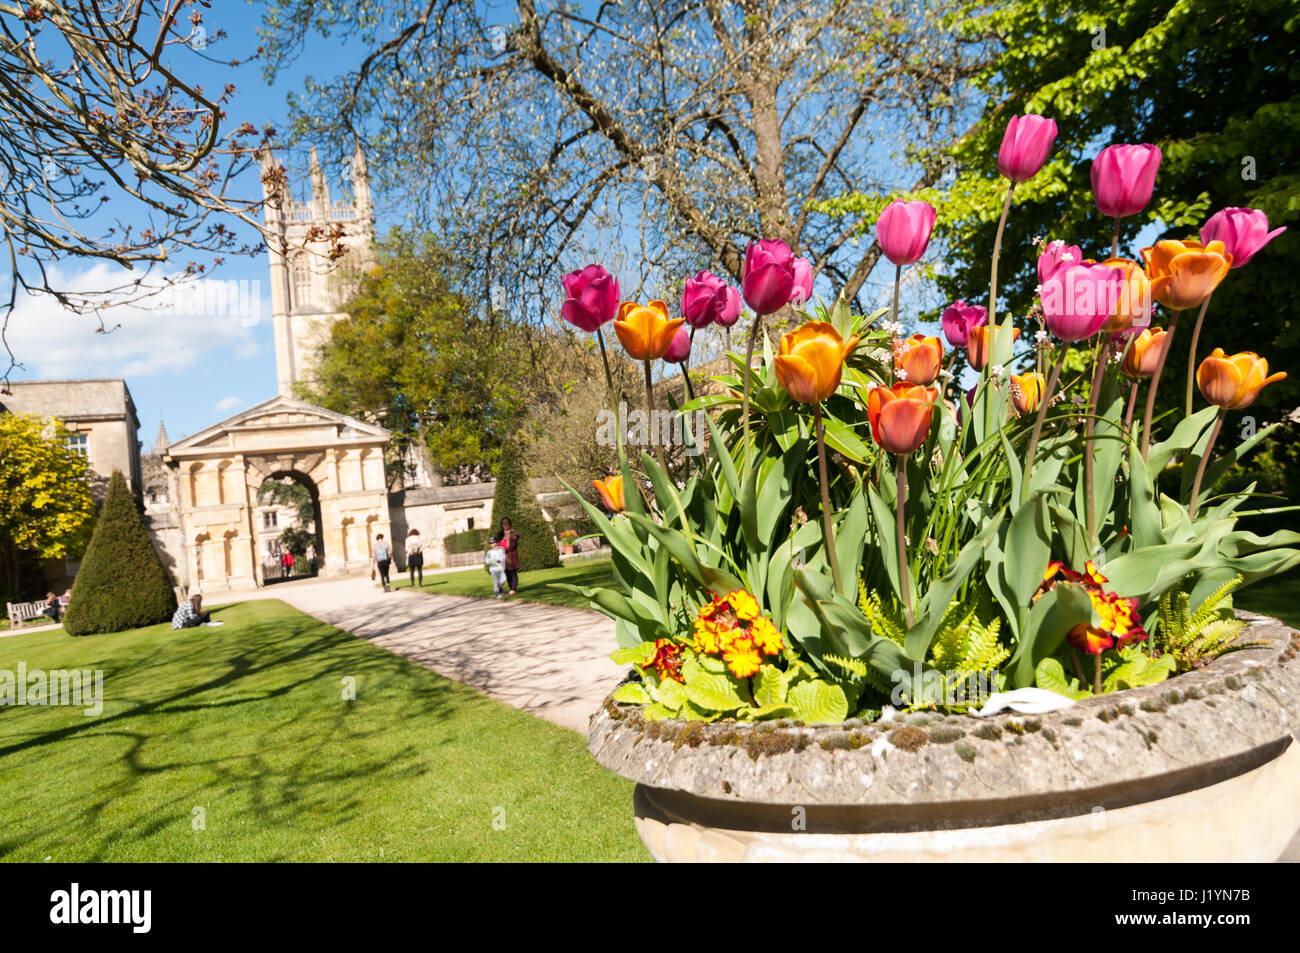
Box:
309;145;331;213
155;419;170;455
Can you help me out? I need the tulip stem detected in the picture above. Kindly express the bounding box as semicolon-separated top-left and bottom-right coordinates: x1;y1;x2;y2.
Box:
1140;309;1181;459
1094;653;1102;697
596;327;622;452
890;263;902;337
1123;380;1140;435
1184;296;1212;418
741;312;763;471
644;358;669;476
1022;346;1068;501
1110;219;1120;260
814;403;842;595
1188;408;1226;522
683;327;697;404
1084;336;1110;544
987;182;1015;331
895;455;913;627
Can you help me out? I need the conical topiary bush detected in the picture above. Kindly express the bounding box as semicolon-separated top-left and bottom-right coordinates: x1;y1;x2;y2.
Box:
63;470;178;635
490;439;560;571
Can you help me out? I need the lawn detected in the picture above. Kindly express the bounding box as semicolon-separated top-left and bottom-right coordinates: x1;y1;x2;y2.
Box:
1237;570;1300;630
0;600;647;862
394;556;618;610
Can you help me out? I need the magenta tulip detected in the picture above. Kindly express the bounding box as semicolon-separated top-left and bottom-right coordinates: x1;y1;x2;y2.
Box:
997;114;1058;183
663;325;691;364
876;200;936;266
1040;261;1125;341
742;239;799;314
1037;240;1082;286
940;299;988;348
560;264;620;332
1200;207;1288;269
682;271;743;328
790;257;814;305
1091;144;1161;219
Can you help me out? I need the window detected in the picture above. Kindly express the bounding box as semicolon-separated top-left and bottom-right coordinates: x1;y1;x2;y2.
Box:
263;511;278;530
64;432;88;457
290;253;312;309
467;517;475;530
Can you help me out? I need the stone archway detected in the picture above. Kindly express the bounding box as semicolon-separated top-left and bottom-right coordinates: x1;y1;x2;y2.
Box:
163;395;392;592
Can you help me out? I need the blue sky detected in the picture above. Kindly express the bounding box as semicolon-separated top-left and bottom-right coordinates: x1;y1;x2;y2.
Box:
5;3;388;444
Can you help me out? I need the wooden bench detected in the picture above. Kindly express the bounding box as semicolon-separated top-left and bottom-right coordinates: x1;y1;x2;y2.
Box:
6;601;52;629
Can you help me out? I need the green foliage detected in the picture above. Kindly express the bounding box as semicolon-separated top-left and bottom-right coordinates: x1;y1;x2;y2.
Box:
444;528;493;555
278;526;314;559
1034;658;1092;700
1154;576;1264;672
490;439;560;571
63;472;176;636
258;479;315;527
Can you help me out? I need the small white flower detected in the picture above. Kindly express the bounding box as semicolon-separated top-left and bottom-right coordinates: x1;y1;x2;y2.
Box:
1034;329;1049;343
895;367;909;381
1060;252;1075;262
990;364;1005;378
1034;283;1044;296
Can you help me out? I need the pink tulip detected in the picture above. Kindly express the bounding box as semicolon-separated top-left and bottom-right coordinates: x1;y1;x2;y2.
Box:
663;325;691;364
1200;207;1288;269
876;200;936;266
742;239;799;314
940;299;988;348
560;264;620;332
681;271;743;328
997;114;1058;183
1091;144;1161;219
1040;261;1126;341
1037;240;1082;286
790;257;814;305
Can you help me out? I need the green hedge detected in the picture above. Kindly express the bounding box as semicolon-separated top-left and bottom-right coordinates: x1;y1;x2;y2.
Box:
63;470;177;636
443;528;493;554
490;441;561;571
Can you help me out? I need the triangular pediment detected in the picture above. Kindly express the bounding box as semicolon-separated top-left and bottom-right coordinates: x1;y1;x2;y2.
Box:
166;395;390;456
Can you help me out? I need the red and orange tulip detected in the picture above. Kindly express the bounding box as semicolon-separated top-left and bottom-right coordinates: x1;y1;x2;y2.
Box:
592;474;625;512
613;300;684;361
774;320;860;404
1121;327;1166;378
1196;349;1287;410
966;325;1020;372
1099;257;1153;333
867;382;937;455
1141;240;1231;311
1009;371;1046;414
893;333;943;385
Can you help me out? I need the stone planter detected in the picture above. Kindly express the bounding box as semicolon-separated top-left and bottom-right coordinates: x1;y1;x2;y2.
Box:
588;612;1300;862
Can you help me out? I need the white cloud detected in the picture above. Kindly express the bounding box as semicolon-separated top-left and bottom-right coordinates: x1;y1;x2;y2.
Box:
4;262;268;379
214;396;246;412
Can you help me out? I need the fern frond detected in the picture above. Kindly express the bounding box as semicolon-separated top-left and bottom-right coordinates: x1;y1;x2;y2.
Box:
1188;576;1242;635
823;653;868;680
857;584;906;646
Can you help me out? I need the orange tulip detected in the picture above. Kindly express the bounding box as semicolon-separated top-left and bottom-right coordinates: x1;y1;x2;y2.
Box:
1099;257;1153;332
1121;327;1167;378
774;320;861;403
613;300;683;361
592;474;625;512
893;333;943;385
867;382;937;454
1009;371;1046;414
1196;349;1287;410
967;325;1020;372
1141;240;1231;311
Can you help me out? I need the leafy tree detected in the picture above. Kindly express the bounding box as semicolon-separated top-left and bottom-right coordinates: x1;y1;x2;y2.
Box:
258;479;315;527
278;526;314;560
0;414;96;597
490;438;560;571
63;471;176;636
258;0;986;311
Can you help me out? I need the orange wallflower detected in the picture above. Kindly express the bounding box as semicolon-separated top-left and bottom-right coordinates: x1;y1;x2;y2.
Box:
1196;349;1287;410
690;591;785;679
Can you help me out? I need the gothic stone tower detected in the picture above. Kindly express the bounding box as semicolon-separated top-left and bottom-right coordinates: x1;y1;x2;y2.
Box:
261;144;376;397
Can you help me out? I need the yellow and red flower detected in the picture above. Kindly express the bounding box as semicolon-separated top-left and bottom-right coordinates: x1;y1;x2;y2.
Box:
691;590;785;678
1038;560;1146;652
642;639;684;683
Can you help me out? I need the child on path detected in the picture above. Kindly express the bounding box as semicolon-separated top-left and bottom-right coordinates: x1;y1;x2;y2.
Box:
484;541;508;598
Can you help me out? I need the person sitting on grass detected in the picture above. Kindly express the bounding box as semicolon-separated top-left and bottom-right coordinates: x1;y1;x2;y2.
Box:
171;594;211;630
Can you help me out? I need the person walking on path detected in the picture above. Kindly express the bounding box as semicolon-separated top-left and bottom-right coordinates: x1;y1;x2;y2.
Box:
491;518;520;595
373;534;393;592
284;550;295;577
405;529;424;587
484;540;508;598
306;542;317;576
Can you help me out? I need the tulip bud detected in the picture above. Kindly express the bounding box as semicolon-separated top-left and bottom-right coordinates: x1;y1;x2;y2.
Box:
593;474;626;512
1141;240;1231;311
774;321;860;403
1039;262;1124;340
966;324;1020;371
789;257;814;305
663;325;691;364
1196;348;1287;410
867;382;937;455
681;271;742;328
893;333;943;385
1010;371;1046;414
1098;257;1153;333
1090;144;1162;219
614;300;684;361
876;200;936;266
1200;207;1288;269
742;239;799;315
1037;240;1082;286
561;264;621;332
997;114;1058;182
940;299;988;347
1120;327;1167;378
